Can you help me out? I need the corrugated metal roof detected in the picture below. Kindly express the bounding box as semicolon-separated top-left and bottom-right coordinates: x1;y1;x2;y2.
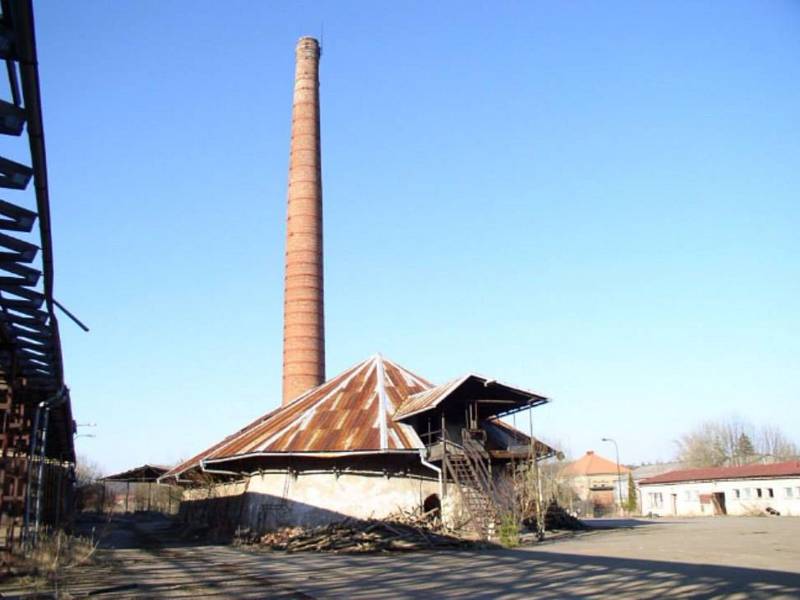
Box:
640;461;800;485
161;355;552;482
103;464;169;482
162;355;433;480
393;373;549;420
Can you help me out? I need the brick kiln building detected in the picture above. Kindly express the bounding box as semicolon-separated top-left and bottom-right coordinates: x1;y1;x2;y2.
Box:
162;354;554;536
160;37;555;538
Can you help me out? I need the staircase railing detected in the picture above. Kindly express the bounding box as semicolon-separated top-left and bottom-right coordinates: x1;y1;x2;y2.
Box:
441;430;498;539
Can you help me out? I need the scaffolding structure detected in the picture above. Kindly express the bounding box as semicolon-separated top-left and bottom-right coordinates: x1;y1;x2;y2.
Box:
0;0;75;562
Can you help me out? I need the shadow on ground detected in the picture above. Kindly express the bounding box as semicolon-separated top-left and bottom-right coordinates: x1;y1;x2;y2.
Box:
51;541;800;599
582;517;669;529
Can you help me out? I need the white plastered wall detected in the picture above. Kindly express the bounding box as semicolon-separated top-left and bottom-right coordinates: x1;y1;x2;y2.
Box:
181;470;457;532
641;477;800;517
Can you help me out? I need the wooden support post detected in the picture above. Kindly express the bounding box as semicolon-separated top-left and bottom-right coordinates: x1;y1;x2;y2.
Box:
441;411;447;497
125;481;130;513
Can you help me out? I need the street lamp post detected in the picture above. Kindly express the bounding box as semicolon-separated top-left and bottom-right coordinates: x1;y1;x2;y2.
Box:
602;437;623;512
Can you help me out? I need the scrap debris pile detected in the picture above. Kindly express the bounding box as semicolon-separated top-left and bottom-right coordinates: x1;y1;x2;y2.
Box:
243;510;489;553
525;500;587;532
544;500;588;530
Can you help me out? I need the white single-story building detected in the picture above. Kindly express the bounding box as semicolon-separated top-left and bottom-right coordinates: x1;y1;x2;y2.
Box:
640;461;800;517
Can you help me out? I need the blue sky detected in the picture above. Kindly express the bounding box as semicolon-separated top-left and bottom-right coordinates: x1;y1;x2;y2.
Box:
29;2;799;472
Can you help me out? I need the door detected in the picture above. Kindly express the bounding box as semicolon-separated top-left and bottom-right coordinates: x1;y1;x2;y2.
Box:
671;493;678;515
712;492;727;515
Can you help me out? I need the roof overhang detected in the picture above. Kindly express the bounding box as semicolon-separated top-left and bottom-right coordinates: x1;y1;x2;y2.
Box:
159;449;423;484
204;449;422;465
394;373;549;421
102;464;169;482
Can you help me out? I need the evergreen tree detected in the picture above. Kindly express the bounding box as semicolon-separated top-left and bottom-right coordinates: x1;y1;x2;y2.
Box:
736;432;755;464
625;472;638;513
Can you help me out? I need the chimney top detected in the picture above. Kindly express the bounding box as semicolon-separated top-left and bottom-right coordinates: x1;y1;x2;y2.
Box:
296;36;320;54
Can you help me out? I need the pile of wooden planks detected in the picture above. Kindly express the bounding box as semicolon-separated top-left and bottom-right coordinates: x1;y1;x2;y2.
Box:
252;511;488;553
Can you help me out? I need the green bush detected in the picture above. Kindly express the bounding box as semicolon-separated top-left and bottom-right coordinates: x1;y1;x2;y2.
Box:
498;513;520;547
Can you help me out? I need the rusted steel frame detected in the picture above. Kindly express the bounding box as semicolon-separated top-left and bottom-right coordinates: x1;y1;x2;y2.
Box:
13;0;63;387
0;387;24;558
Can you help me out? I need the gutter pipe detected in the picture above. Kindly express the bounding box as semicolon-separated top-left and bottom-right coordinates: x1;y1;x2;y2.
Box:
418;448;443;503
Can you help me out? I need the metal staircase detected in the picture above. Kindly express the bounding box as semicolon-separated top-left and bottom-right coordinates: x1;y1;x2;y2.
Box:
443;430;498;540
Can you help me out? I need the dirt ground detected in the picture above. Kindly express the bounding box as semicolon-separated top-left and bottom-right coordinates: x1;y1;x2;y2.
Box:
3;514;800;598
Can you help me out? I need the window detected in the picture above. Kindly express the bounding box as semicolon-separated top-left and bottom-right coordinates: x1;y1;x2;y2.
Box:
768;488;774;498
743;488;751;499
756;488;763;498
684;491;691;501
649;492;663;508
734;489;740;499
785;488;793;499
693;490;700;500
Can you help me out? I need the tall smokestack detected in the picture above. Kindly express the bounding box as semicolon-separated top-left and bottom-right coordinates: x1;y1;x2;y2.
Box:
282;36;325;405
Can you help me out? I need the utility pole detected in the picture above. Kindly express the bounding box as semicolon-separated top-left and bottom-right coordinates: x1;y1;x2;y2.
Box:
602;437;623;512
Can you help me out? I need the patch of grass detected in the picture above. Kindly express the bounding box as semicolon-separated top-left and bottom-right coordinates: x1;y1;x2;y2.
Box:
2;529;99;594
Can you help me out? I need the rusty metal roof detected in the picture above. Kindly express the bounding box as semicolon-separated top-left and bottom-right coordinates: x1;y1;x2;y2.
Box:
162;355;433;480
161;355;552;482
393;373;549;421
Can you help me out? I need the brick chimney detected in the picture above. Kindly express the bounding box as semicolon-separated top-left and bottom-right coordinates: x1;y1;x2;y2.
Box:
282;36;325;405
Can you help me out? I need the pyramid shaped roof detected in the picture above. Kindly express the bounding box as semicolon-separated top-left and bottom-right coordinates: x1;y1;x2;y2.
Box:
562;450;631;476
163;355;433;480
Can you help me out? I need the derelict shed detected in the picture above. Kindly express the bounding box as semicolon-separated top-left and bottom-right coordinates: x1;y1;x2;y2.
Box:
100;464;179;514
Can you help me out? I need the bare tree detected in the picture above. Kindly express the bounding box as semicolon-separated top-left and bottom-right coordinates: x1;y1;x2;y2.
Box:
75;454;104;487
758;425;799;461
675;417;799;467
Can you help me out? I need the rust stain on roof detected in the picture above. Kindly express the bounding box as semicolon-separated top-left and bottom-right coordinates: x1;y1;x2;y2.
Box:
161;355;551;482
162;355;433;480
